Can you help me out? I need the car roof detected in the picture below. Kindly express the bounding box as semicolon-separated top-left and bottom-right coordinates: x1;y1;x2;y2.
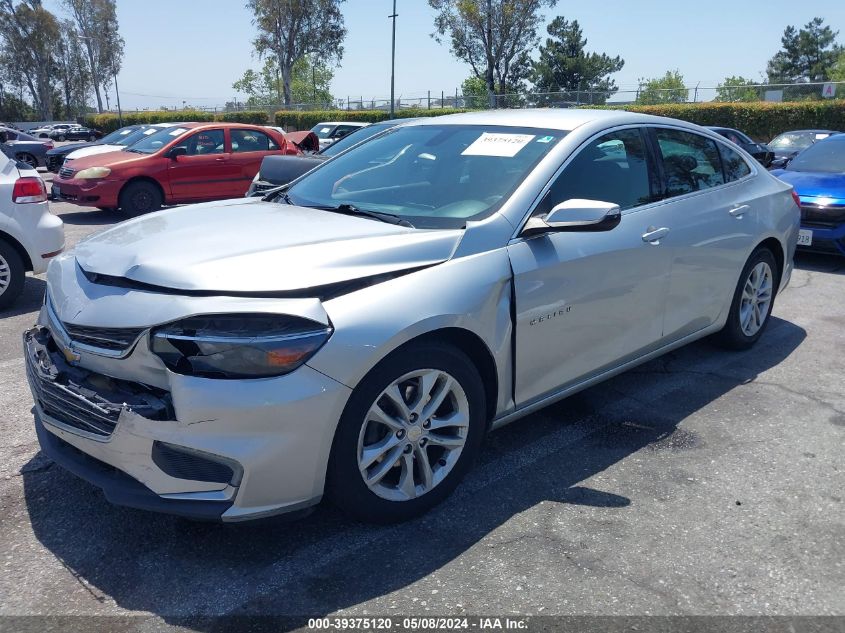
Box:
774;129;839;135
313;121;370;127
404;108;694;133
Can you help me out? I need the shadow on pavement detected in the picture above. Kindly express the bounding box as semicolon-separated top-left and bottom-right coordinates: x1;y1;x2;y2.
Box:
794;251;845;275
56;208;124;225
0;277;45;320
21;317;806;629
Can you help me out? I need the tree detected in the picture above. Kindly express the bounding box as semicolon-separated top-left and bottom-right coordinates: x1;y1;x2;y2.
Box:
62;0;124;114
461;76;488;108
767;17;843;84
715;76;761;103
831;50;845;97
430;0;558;107
532;16;624;105
55;18;92;118
0;0;60;119
247;0;346;107
636;70;687;105
233;56;334;107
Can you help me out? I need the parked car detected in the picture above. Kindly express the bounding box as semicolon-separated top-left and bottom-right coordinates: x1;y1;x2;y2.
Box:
310;121;370;150
771;134;845;255
51;122;298;214
52;123;190;175
49;126;103;142
46;125;145;173
247;119;416;196
0;150;64;308
24;110;799;523
768;129;840;169
0;126;53;168
706;126;774;167
28;123;74;139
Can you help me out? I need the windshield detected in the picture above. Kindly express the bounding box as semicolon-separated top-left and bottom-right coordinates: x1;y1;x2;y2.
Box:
286;124;565;229
311;124;338;139
99;126;143;145
769;131;827;152
321;123;392;157
127;126;191;154
787;140;845;173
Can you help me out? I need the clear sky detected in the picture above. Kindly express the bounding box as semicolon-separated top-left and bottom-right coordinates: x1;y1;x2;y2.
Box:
42;0;845;110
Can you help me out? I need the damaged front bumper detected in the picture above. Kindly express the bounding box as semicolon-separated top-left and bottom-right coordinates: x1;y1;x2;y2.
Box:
23;324;353;522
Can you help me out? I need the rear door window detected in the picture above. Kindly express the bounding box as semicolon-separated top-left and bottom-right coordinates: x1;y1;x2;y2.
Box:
231;129;278;152
719;144;752;182
654;128;726;197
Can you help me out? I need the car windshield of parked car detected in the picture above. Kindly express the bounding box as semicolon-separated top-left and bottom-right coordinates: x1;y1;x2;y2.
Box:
769;131;821;152
286;124;565;229
98;126;142;145
786;140;845;173
320;124;391;157
311;124;339;139
126;126;191;153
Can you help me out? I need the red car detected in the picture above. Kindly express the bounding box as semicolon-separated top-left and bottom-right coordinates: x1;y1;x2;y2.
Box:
51;123;298;215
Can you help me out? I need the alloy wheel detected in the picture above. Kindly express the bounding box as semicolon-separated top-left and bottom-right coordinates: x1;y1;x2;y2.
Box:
357;369;470;502
0;253;10;297
19;154;37;168
739;261;773;337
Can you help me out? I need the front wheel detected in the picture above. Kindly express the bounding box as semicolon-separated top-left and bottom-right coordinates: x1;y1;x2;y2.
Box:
327;343;487;523
715;247;778;350
119;181;162;216
0;239;25;310
57;135;66;142
88;135;96;142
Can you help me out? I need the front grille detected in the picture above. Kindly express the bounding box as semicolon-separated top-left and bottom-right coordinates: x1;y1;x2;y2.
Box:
25;328;172;438
62;322;146;353
58;166;75;179
800;203;845;228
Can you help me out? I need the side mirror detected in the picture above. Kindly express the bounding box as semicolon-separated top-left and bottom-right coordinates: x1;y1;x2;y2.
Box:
522;199;622;237
167;146;187;159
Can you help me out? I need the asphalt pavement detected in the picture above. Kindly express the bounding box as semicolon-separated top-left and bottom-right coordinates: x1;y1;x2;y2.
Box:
0;182;843;630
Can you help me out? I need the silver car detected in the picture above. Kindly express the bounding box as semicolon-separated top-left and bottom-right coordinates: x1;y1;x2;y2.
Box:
24;110;799;523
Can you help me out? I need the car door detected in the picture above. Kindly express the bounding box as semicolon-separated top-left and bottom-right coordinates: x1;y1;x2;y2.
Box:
508;127;673;406
229;128;283;196
646;126;759;342
167;128;238;201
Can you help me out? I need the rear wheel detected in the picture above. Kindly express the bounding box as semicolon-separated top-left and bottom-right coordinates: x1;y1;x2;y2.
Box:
715;247;778;350
119;181;162;216
88;135;96;142
57;134;66;142
16;153;37;169
0;239;25;310
327;342;487;523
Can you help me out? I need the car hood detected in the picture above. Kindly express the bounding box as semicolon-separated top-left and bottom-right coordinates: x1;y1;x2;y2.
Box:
47;142;92;156
771;169;845;203
73;198;463;293
65;145;127;163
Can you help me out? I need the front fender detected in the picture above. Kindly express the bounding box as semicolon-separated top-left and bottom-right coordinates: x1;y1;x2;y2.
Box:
308;248;515;417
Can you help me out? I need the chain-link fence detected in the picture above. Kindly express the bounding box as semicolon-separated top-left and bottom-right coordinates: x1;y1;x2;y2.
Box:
118;81;845;115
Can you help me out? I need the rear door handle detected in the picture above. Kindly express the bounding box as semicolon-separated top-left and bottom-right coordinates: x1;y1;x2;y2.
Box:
729;204;750;217
642;226;670;244
215;157;229;162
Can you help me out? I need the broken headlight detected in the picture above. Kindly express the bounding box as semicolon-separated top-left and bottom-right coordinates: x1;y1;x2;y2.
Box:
150;314;332;379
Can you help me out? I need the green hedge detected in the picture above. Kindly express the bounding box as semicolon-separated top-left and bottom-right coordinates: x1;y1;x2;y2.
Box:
214;110;270;125
83;109;269;133
585;101;845;141
274;108;473;131
84;110;215;133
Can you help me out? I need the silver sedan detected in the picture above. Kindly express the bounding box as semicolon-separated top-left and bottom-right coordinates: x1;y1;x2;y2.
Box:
24;109;799;523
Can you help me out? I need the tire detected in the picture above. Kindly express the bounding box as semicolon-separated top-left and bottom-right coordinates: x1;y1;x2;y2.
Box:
16;153;37;169
119;180;162;216
715;247;778;350
57;135;66;142
0;239;25;310
88;135;96;142
327;342;487;523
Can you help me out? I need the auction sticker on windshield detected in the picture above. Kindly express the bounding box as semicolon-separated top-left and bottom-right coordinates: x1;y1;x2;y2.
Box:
462;132;535;157
169;128;188;136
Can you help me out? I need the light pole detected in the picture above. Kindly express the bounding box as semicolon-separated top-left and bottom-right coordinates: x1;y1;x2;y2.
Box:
389;0;397;117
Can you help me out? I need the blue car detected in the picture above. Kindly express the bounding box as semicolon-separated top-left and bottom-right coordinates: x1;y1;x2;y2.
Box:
771;134;845;255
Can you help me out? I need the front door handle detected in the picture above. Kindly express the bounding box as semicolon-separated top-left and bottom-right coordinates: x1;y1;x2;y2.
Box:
214;156;229;162
729;204;750;217
642;226;670;244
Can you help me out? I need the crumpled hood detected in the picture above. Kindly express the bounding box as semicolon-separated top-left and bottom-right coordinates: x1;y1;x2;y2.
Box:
73;198;463;293
772;169;845;203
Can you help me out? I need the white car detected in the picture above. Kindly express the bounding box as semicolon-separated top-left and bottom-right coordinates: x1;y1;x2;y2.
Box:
310;121;370;150
62;123;187;168
0;152;64;308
